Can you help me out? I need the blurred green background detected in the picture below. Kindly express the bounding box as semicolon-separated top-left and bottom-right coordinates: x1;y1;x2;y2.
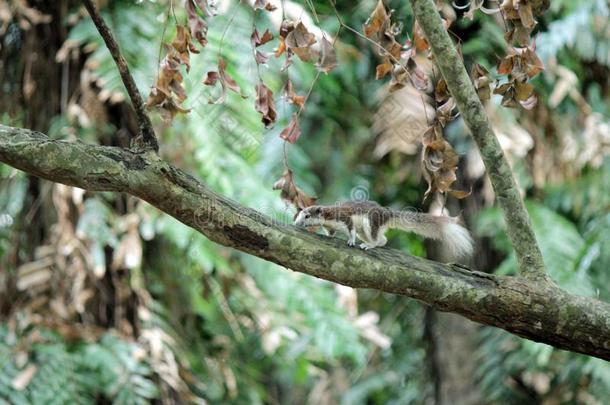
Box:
1;0;609;403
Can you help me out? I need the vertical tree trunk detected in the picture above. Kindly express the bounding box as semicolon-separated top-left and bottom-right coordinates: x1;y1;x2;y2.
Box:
424;196;482;405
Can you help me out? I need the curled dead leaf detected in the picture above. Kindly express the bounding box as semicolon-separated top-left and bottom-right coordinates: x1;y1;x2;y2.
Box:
285;22;318;62
255;81;277;127
282;79;305;108
251;28;274;47
253;0;277;11
363;0;389;38
272;169;317;211
472;63;491;101
279;114;301;144
376;60;392;79
316;35;337;73
204;58;245;104
421;122;463;200
186;0;211;48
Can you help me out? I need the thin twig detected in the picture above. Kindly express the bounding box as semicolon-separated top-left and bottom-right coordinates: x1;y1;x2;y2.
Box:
218;0;242;60
82;0;159;151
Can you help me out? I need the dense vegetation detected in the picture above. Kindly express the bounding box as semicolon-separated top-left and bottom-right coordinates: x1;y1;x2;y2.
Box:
1;0;609;403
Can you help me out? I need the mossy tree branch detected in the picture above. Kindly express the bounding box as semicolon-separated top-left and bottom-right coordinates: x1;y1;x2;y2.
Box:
1;124;610;360
409;0;548;281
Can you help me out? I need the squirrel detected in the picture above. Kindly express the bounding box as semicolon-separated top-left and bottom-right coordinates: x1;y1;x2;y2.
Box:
294;201;474;258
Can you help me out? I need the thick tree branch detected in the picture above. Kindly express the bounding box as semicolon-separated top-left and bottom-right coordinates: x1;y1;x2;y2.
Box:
82;0;159;151
409;0;547;281
1;124;609;360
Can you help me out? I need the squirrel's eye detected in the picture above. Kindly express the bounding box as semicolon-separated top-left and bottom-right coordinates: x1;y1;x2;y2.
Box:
305;213;310;218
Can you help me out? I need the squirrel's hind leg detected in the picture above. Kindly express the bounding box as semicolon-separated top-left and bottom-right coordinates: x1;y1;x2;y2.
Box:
359;235;387;250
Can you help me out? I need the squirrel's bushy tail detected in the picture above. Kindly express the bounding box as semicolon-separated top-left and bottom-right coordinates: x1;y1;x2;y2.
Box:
390;211;474;258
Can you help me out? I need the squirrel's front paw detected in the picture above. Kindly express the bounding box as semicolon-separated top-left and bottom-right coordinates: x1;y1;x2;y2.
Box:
359;243;373;250
347;240;356;247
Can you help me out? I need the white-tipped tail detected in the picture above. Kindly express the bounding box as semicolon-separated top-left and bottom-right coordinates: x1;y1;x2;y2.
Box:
441;221;474;258
390;212;474;259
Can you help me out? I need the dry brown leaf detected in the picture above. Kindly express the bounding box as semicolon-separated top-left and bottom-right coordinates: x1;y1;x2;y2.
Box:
316;35;337;73
282;79;305;108
186;0;211;48
363;0;389;38
517;2;536;29
255;81;277;127
376;60;392;79
421;122;463;200
413;20;429;52
279;113;301;144
285;22;318;61
275;20;295;58
272;169;317;211
255;50;270;64
203;71;219;85
251;28;274;47
204;58;245;104
472;63;491;101
253;0;277;11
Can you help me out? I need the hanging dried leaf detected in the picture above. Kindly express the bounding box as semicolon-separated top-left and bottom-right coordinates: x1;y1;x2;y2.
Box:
521;46;544;78
363;0;389;38
421;122;462;200
285;22;318;61
412;20;429;52
272;169;317;210
159;98;192;120
471;63;491;101
251;28;274;47
501;0;537;28
171;25;194;70
253;0;277;11
275;20;295;58
204;58;245;104
497;46;543;82
185;0;211;48
389;57;429;92
282;79;305;108
493;81;519;108
279;113;301;144
315;35;337;73
255;50;270;64
517;2;536;29
146;49;190;118
203;71;219;85
255;81;277;127
435;78;450;103
375;60;392;79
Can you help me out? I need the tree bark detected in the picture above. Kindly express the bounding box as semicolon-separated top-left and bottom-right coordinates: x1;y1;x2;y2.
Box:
1;124;610;361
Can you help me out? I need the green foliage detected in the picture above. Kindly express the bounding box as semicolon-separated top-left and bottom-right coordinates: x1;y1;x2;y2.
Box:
476;327;610;403
0;327;157;404
77;335;158;404
476;201;595;296
67;4;160;96
537;0;610;66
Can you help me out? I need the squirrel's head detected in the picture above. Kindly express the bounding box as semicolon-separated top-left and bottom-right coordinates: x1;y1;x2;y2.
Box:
294;206;324;228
